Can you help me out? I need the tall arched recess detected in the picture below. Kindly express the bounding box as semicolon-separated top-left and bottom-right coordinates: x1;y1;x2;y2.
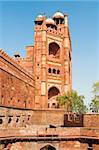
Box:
40;145;56;150
49;42;60;58
48;87;60;108
48;87;60;99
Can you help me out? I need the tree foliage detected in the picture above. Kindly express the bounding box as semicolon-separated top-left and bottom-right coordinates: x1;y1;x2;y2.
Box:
90;81;99;113
57;90;87;114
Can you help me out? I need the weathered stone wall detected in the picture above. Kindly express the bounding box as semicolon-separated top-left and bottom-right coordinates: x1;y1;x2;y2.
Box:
0;107;64;127
83;114;99;127
0;140;98;150
0;107;99;150
0;107;99;128
31;109;64;126
0;50;35;109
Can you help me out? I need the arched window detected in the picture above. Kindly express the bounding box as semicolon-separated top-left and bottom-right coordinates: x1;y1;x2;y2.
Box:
49;42;60;58
57;69;60;74
48;68;51;73
53;69;56;74
48;87;60;99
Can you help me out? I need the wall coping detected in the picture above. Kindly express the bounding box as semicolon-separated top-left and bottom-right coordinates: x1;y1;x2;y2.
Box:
0;49;34;80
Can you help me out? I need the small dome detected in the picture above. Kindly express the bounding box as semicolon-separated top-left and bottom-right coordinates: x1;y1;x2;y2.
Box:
46;18;55;25
14;52;20;58
53;11;64;19
36;15;43;21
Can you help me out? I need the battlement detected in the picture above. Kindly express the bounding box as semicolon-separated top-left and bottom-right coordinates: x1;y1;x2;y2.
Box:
0;50;35;109
0;49;34;79
46;28;64;38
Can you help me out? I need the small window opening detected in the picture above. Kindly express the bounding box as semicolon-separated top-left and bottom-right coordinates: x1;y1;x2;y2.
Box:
8;118;12;123
53;69;56;74
37;63;39;66
16;118;19;123
48;103;50;108
57;70;60;74
27;115;30;121
48;68;51;73
52;103;55;106
18;99;20;102
0;118;3;124
37;77;39;79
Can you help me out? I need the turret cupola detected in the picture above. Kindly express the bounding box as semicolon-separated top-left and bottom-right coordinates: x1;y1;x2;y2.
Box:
46;18;57;30
53;11;64;25
35;15;43;25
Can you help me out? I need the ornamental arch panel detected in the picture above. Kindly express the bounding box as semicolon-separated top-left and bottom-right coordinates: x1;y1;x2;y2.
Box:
49;42;60;58
48;86;60;108
48;86;60;99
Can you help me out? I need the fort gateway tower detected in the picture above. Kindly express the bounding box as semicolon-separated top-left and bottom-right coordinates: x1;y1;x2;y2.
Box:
19;11;72;109
0;11;99;150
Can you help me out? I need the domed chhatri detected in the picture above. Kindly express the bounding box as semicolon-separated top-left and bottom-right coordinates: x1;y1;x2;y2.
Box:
36;15;43;21
53;11;64;19
46;18;56;25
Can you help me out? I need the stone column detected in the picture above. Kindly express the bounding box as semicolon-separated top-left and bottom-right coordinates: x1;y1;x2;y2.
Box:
41;16;47;108
64;14;71;93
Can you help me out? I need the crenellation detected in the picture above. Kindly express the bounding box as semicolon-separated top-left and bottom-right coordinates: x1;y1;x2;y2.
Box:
46;28;64;37
0;50;34;80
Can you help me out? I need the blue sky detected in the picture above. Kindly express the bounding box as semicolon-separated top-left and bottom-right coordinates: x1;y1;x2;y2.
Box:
0;0;99;106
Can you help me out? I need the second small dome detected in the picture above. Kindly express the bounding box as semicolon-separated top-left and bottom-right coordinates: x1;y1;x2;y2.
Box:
46;18;56;25
53;11;64;19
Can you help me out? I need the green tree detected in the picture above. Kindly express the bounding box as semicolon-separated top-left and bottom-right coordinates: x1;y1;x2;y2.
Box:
90;81;99;113
56;90;87;113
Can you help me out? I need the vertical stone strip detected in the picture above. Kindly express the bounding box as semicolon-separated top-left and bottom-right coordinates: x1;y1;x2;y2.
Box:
41;16;47;108
64;14;71;92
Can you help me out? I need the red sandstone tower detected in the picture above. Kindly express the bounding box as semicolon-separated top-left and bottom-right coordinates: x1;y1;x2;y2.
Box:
0;11;72;110
33;11;72;109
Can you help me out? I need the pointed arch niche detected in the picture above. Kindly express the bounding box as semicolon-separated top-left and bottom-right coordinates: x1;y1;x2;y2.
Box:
49;42;60;59
40;145;56;150
48;86;60;108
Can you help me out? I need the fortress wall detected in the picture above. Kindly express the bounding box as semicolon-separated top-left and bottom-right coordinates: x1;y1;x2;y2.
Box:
0;107;65;128
83;114;99;127
0;106;99;129
0;50;35;109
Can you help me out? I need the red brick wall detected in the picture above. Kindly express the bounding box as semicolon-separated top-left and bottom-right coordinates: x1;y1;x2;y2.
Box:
0;50;35;109
83;114;99;127
0;107;65;127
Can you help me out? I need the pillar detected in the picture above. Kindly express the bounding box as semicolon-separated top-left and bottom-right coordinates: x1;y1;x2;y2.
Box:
64;14;71;93
41;16;47;108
